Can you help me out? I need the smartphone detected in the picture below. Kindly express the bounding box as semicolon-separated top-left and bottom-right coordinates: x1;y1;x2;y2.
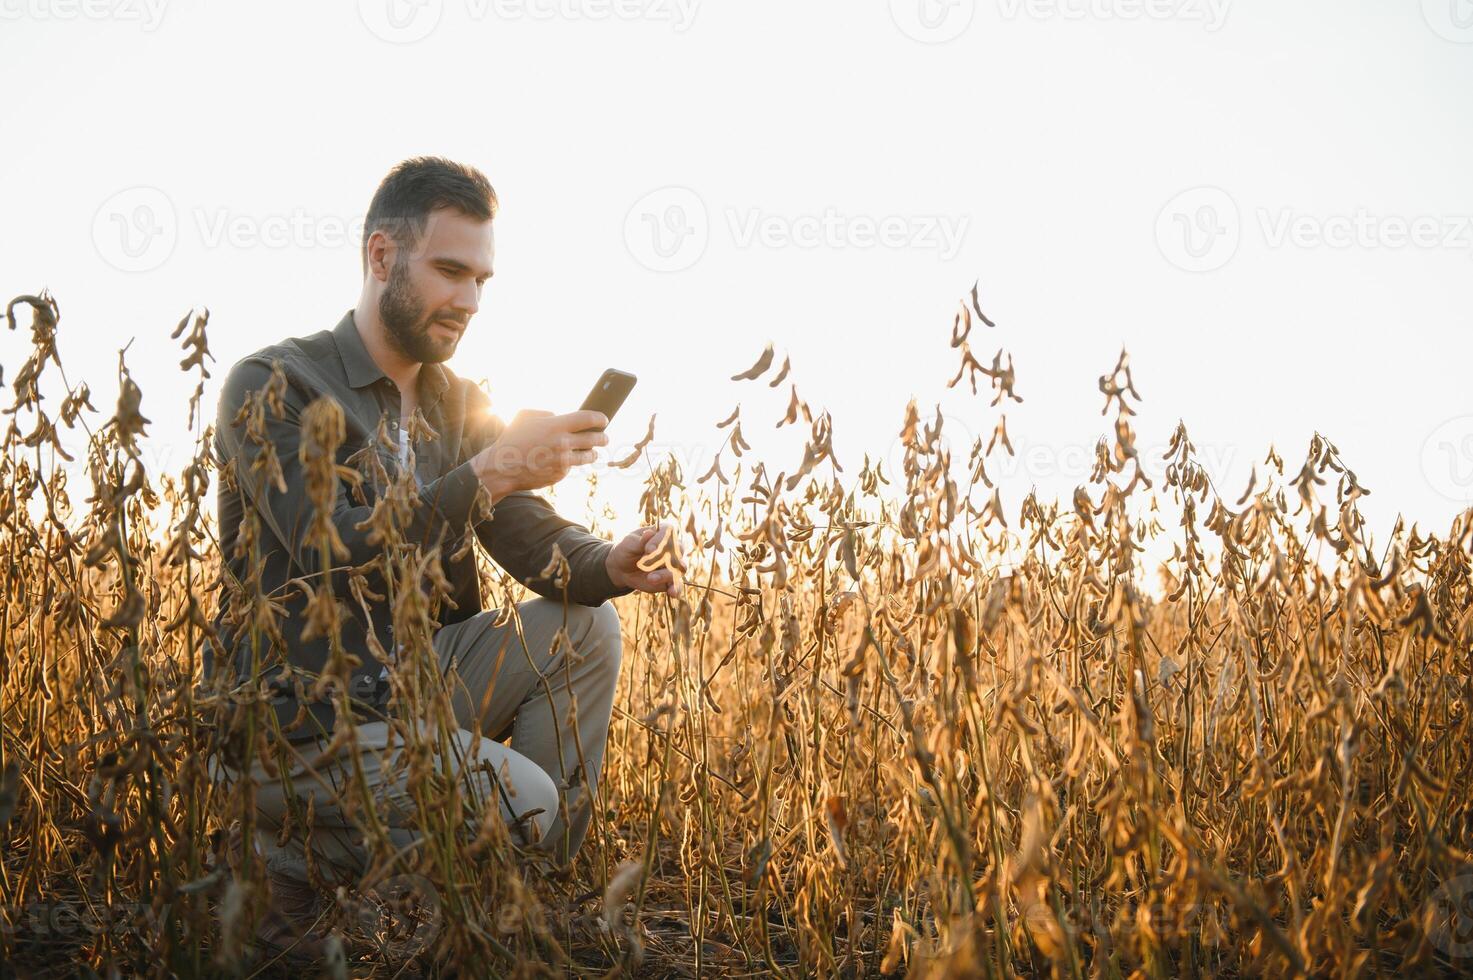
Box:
577;368;637;432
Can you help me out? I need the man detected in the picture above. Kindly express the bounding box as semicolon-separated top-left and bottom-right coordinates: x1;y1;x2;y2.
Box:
208;157;682;946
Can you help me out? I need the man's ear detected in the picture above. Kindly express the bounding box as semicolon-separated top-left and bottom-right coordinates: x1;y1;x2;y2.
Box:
365;229;395;282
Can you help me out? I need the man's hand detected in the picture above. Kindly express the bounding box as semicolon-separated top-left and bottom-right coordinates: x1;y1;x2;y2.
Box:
607;522;686;597
472;409;609;505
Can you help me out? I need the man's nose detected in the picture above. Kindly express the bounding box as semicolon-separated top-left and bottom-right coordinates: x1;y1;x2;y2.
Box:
455;279;479;317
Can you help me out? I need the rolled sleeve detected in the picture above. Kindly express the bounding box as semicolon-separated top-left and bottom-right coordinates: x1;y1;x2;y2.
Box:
476;491;632;606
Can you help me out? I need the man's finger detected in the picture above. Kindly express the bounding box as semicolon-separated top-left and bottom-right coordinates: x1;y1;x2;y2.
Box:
644;570;682;593
569;430;610;450
561;410;609;432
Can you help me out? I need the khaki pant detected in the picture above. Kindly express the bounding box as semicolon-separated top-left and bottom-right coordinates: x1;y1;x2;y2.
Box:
215;597;623;883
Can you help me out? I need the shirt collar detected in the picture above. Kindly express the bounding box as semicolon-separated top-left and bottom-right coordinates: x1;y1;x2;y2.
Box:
332;309;451;408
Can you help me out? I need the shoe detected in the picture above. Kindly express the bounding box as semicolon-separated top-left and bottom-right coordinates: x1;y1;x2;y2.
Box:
251;866;331;966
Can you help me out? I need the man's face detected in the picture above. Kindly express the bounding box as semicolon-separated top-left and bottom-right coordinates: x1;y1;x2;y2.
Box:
377;206;494;365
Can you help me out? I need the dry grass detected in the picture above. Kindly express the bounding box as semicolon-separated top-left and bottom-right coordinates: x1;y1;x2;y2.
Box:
1;288;1470;978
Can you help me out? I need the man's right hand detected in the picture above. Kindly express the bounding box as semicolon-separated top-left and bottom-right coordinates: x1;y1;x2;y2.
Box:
472;409;609;505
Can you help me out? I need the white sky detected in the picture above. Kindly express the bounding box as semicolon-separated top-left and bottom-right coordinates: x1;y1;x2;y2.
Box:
3;0;1471;564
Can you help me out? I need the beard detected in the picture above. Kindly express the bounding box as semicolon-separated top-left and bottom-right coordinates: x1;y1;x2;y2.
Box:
379;255;464;365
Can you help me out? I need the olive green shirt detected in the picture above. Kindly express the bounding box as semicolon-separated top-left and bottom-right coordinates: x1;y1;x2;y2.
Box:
208;310;629;739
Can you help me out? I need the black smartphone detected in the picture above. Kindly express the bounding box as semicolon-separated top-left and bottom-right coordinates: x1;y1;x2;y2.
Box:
577;368;637;431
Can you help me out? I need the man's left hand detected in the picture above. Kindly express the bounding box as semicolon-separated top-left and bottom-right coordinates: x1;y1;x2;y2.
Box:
607;522;686;597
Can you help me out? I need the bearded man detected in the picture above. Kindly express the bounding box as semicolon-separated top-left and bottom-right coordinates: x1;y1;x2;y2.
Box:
207;156;683;956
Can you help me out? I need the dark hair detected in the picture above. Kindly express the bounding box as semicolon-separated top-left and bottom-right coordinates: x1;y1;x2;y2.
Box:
361;156;498;275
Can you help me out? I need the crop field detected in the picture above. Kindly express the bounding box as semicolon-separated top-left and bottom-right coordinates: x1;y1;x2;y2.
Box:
1;289;1470;977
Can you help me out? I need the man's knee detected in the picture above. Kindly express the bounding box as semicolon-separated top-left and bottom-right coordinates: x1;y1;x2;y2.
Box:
577;601;622;673
521;597;622;675
587;600;621;644
450;729;558;845
500;754;559;846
